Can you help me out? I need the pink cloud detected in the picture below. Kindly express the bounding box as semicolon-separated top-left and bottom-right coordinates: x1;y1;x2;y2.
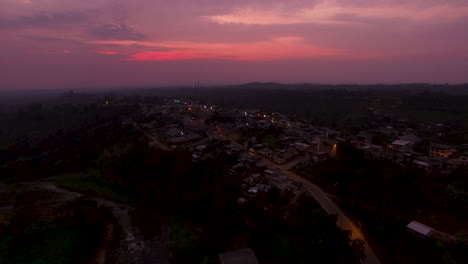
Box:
206;2;468;25
1;0;467;89
114;37;347;61
126;50;212;61
96;50;123;55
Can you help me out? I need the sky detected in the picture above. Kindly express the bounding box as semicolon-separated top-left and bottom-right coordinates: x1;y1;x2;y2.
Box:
1;0;467;89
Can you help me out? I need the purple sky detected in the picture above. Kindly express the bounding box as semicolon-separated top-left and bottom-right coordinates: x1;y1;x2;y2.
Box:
1;0;467;89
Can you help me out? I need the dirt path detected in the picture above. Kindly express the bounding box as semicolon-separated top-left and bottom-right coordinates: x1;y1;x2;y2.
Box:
33;182;170;264
37;182;82;200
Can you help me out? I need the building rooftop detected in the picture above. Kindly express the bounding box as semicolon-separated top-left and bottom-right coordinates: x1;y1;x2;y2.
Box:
399;134;422;143
392;140;413;146
219;248;259;264
167;137;190;145
413;160;430;167
166;127;182;137
431;143;453;149
407;221;433;236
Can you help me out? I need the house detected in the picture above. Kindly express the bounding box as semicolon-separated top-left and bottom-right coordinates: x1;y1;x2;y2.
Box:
167;133;203;146
398;134;422;144
313;151;329;162
391;140;413;152
273;155;286;164
430;143;457;158
195;145;207;151
364;144;385;159
407;221;433;237
252;144;265;150
282;150;298;162
166;127;182;137
254;160;268;168
258;148;274;158
167;137;191;145
413;160;431;172
237;197;248;205
228;163;247;176
248;187;258;196
293;142;310;151
356;133;373;147
441;159;462;173
455;154;468;165
219;248;259;264
323;139;338;148
185;133;203;141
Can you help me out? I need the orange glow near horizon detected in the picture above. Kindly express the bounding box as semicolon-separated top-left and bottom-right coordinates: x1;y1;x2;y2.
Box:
126;51;213;61
96;51;122;55
122;37;343;61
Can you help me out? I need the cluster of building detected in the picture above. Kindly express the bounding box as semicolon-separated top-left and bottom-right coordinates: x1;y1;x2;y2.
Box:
236;110;341;165
126;97;467;251
356;132;467;174
132;99;315;203
134;97;466;181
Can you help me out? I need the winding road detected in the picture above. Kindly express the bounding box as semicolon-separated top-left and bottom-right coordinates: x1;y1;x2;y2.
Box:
280;168;381;264
225;136;381;264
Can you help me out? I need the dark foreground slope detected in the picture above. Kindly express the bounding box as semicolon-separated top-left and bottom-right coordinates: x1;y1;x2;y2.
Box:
0;96;360;264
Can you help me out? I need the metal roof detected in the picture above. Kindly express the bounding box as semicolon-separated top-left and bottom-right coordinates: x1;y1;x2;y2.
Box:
392;140;412;146
407;221;433;236
219;248;259;264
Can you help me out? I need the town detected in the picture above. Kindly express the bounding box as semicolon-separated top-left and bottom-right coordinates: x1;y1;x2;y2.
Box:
2;0;467;262
1;89;467;264
136;97;466;179
120;96;467;263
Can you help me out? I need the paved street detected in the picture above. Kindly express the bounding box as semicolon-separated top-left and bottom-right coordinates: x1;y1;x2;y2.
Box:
262;155;381;264
225;136;381;264
280;169;381;264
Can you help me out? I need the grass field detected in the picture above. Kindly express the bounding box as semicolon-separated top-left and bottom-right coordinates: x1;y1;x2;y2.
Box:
50;171;134;203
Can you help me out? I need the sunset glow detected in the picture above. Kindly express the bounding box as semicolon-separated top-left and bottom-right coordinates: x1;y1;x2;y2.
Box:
1;0;467;89
119;37;343;61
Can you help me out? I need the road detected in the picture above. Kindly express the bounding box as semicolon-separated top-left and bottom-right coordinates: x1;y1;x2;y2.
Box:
279;168;381;264
224;136;381;264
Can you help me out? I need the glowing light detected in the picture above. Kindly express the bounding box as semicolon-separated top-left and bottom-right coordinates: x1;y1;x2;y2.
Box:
96;51;121;55
115;36;343;62
126;51;212;61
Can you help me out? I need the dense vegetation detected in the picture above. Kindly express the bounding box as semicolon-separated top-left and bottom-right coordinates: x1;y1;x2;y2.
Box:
0;197;113;264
